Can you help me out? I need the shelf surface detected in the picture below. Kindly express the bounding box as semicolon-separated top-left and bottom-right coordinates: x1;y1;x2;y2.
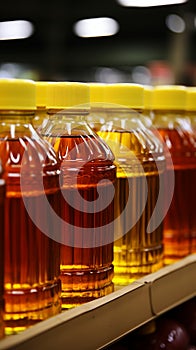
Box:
0;254;195;350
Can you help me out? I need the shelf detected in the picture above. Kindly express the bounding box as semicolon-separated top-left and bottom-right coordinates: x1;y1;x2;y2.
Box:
0;254;195;350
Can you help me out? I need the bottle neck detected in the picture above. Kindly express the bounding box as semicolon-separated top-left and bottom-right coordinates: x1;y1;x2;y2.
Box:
36;106;47;112
152;109;191;129
89;107;147;132
0;110;36;138
186;110;196;120
41;109;94;137
142;108;153;118
0;110;35;122
152;109;185;118
90;106;143;114
47;108;89;118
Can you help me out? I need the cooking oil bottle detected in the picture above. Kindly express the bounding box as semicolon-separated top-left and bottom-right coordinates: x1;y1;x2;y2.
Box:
89;83;165;285
186;87;196;254
33;81;49;131
152;85;196;263
0;159;5;339
186;87;196;131
40;82;116;308
0;79;61;335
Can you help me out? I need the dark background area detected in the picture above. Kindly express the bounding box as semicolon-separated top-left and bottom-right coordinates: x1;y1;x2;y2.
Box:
0;0;196;84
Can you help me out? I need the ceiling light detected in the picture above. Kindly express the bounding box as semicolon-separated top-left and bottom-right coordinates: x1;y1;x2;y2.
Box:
166;14;186;33
117;0;187;7
0;20;34;40
73;17;119;38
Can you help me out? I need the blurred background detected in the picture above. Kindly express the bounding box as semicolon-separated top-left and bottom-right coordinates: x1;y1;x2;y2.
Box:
0;0;196;85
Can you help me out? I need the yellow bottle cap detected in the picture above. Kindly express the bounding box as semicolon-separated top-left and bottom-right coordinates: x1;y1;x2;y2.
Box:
0;78;36;110
89;83;106;103
104;83;144;109
36;81;49;108
186;87;196;111
144;85;153;110
152;85;186;110
46;82;90;110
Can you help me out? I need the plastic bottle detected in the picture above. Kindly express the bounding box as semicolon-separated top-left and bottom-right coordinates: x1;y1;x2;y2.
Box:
185;88;196;254
40;82;116;308
0;160;5;339
186;87;196;131
0;79;61;334
151;85;196;263
33;81;49;131
89;83;165;285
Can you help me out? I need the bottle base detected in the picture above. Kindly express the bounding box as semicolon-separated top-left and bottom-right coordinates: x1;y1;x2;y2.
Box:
61;283;114;309
164;232;191;265
113;260;164;285
190;238;196;254
60;265;114;309
164;255;190;266
4;279;61;335
113;246;164;285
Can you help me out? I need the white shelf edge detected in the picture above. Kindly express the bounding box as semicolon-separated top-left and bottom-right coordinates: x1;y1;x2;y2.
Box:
0;254;195;350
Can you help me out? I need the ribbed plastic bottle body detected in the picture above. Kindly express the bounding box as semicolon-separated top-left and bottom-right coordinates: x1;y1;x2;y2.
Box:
0;111;61;334
0;161;5;339
89;108;165;285
153;110;196;262
41;111;116;308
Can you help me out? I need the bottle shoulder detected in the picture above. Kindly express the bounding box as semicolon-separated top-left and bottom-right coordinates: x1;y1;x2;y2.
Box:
157;127;196;151
88;110;164;158
0;132;60;180
43;132;115;163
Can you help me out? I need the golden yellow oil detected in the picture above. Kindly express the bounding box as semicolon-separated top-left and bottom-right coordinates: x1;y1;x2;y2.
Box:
98;130;164;285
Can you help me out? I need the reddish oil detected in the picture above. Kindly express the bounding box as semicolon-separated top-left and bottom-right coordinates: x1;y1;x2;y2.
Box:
0;174;5;339
0;138;61;335
158;128;196;264
47;134;116;309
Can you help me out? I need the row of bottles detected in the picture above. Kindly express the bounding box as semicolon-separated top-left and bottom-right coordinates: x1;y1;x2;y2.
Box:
0;79;196;338
0;79;116;337
87;83;196;280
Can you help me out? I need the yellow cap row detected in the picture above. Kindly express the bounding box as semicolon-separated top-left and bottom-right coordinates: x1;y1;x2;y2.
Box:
36;82;144;109
0;79;90;110
90;84;196;111
0;78;196;111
